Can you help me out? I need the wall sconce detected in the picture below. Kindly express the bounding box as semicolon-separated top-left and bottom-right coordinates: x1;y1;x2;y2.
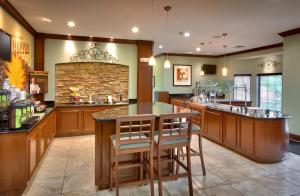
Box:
222;67;228;76
200;70;205;76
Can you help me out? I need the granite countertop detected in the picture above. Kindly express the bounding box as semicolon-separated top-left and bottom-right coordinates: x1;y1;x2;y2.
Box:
92;102;198;122
55;101;129;108
0;108;55;134
204;103;291;119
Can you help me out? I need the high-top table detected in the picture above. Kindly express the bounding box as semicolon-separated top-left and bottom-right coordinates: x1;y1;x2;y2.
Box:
92;102;197;190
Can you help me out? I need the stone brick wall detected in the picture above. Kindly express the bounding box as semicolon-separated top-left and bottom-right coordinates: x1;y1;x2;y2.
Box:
55;62;128;103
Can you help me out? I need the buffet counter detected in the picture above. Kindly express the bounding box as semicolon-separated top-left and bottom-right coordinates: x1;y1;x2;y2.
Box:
0;102;128;196
194;102;290;163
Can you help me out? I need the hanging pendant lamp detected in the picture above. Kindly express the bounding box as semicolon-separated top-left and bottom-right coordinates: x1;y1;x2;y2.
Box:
164;5;172;69
222;33;228;76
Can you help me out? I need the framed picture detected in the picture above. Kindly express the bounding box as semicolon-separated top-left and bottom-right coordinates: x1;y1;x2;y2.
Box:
173;64;192;86
29;71;48;94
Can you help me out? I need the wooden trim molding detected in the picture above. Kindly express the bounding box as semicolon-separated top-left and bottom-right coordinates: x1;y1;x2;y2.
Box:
290;133;300;142
155;43;283;59
216;43;283;57
0;0;37;35
155;53;218;58
279;27;300;37
36;33;138;45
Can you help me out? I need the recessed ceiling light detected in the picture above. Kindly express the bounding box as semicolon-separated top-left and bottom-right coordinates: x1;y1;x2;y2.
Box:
234;45;245;48
187;51;193;54
196;47;201;52
132;26;139;33
67;21;76;27
158;45;163;49
89;36;93;38
67;34;71;36
41;17;52;23
213;35;222;39
184;32;191;37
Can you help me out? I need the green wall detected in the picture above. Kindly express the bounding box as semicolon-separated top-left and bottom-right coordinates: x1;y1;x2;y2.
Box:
44;39;137;101
153;55;220;95
283;34;300;135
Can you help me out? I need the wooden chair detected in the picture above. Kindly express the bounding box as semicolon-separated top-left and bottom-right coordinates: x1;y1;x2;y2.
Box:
109;114;155;196
155;113;194;196
177;102;206;176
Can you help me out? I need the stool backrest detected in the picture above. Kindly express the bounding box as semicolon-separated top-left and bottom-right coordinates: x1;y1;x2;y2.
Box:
187;103;206;132
115;114;156;149
157;113;192;146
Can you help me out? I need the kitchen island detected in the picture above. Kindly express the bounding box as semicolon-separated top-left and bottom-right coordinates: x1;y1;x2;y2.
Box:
197;103;290;163
92;102;197;190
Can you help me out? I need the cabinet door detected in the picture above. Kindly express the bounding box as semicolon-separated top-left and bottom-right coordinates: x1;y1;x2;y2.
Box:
58;109;82;133
39;123;46;159
238;117;255;155
28;128;40;177
205;109;223;143
223;113;238;149
83;109;100;133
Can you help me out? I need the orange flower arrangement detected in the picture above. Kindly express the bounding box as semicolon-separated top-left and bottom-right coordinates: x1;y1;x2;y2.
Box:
5;53;28;90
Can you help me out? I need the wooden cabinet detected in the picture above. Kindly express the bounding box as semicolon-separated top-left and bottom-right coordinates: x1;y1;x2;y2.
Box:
58;109;82;134
83;109;100;132
27;127;40;177
223;113;238;149
56;106;119;137
204;109;223;143
27;110;56;179
0;133;28;196
238;117;255;156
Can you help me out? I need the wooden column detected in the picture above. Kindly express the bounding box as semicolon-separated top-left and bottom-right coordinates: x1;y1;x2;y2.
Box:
136;40;153;103
34;35;45;71
34;35;45;101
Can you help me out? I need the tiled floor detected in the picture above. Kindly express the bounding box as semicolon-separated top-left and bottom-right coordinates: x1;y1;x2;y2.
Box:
23;135;300;196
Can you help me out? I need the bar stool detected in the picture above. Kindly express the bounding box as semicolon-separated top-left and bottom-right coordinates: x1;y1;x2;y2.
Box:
155;113;194;196
109;114;155;196
177;103;206;176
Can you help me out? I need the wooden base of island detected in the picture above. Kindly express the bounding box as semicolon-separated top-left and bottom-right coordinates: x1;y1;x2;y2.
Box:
203;108;289;163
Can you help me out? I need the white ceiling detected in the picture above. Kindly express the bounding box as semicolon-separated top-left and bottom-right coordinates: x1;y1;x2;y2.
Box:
9;0;300;55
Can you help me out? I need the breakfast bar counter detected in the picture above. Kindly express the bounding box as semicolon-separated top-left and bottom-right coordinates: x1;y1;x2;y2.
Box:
195;103;291;163
92;102;197;190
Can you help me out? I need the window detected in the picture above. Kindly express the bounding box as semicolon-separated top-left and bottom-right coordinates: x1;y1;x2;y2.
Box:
258;74;282;112
234;74;251;101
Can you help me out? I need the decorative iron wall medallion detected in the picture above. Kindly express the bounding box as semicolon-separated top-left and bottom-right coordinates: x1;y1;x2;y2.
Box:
70;43;118;63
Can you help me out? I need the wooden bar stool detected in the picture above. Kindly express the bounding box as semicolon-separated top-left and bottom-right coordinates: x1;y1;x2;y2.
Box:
155;113;194;196
177;103;206;176
109;114;155;196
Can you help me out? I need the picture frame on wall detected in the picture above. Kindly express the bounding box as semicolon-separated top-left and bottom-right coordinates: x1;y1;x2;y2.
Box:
173;64;192;86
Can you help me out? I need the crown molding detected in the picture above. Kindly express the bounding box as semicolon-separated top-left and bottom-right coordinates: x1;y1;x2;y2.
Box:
0;0;37;35
154;53;218;58
279;27;300;37
36;33;154;45
216;43;283;57
155;43;283;59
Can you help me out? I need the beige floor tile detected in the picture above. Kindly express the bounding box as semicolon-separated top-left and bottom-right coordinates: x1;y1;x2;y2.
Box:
203;185;244;196
209;167;249;183
62;190;98;196
62;172;96;193
270;170;300;187
97;187;132;196
256;176;300;196
192;171;226;189
23;187;61;196
231;180;279;196
236;164;271;179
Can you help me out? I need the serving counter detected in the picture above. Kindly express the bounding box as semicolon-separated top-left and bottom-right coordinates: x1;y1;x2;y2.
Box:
197;103;290;163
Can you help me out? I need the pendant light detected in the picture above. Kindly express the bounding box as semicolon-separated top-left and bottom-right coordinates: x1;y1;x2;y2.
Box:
222;33;228;77
148;0;156;66
200;43;205;76
164;5;172;69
